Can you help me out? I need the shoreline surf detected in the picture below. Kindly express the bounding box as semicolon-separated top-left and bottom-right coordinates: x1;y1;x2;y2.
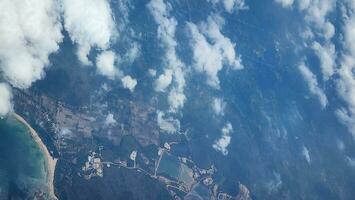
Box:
12;113;58;200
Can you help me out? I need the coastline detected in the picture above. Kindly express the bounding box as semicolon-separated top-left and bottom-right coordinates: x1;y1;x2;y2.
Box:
12;113;58;200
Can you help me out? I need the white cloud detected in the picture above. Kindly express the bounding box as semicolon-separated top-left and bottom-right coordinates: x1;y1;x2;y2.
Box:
125;42;141;64
346;156;355;167
279;0;336;97
335;3;355;139
96;50;119;79
59;127;74;139
302;145;311;164
148;0;187;112
222;122;233;134
0;83;12;116
187;15;243;88
0;0;63;89
312;42;335;80
213;122;233;155
303;0;336;40
300;27;314;40
336;139;345;151
209;0;248;12
105;113;117;126
224;0;248;11
157;111;180;134
117;0;131;31
277;1;355;141
187;22;220;87
148;69;157;77
297;1;336;83
266;172;282;194
336;108;355;140
60;0;116;65
275;0;294;8
168;88;186;112
297;0;311;10
155;69;173;92
298;62;328;108
212;98;226;116
121;75;137;92
276;0;335;39
168;67;186;112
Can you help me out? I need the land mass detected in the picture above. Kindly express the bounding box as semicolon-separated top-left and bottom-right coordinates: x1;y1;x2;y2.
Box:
12;87;250;200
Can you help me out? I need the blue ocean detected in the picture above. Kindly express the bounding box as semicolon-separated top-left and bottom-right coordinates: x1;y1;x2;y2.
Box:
0;117;46;199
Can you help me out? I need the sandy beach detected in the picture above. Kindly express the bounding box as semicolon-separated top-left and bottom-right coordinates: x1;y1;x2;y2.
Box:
12;113;58;200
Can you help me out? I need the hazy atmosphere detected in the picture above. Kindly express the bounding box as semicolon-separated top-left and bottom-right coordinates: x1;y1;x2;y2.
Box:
0;0;355;199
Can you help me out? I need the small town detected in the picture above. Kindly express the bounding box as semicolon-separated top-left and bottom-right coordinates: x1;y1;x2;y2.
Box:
80;142;250;200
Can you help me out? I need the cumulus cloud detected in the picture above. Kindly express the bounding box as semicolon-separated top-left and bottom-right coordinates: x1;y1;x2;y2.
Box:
303;0;336;40
96;50;120;79
297;1;336;83
266;172;283;194
105;113;117;126
0;0;131;117
121;75;137;92
213;122;233;155
312;42;335;80
187;15;243;88
168;88;186;112
212;98;226;116
275;0;294;8
155;69;173;92
346;156;355;167
157;111;180;133
298;62;328;108
0;0;63;89
275;0;335;39
336;109;355;140
116;0;132;31
0;0;63;116
297;0;311;10
148;69;157;77
302;145;311;164
300;27;314;40
277;0;336;87
335;2;355;139
168;67;186;112
59;127;74;139
124;42;141;64
147;0;181;75
148;0;187;112
290;0;336;83
336;139;345;151
209;0;248;12
0;83;12;116
60;0;116;65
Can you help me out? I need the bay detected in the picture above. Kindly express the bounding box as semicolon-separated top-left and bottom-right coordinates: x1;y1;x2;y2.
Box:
0;116;46;199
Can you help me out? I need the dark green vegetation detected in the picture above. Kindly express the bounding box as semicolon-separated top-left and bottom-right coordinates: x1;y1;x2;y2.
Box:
56;164;171;200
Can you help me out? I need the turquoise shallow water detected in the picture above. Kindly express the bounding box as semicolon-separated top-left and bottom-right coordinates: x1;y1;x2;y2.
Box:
0;116;46;199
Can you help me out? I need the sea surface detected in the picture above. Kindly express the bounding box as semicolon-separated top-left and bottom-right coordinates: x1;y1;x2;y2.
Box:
0;116;46;199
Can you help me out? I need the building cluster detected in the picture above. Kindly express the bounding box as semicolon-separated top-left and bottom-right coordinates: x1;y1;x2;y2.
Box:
78;142;251;200
82;151;103;179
